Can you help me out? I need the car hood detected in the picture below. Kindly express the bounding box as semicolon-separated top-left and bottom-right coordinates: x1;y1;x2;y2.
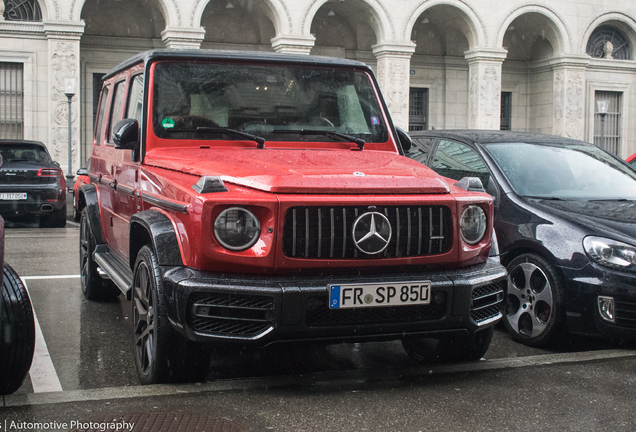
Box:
531;198;636;242
145;148;450;194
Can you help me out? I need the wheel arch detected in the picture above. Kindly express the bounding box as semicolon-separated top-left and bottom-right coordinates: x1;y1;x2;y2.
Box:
129;210;184;271
78;184;105;244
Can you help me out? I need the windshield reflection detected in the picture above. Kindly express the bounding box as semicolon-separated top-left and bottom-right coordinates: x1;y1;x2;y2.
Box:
483;142;636;200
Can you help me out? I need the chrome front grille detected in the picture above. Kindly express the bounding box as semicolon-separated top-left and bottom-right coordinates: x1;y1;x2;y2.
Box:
471;281;505;325
282;205;452;259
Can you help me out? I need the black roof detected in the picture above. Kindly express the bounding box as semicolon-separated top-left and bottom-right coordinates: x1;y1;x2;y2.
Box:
409;130;594;147
104;49;372;80
0;139;46;148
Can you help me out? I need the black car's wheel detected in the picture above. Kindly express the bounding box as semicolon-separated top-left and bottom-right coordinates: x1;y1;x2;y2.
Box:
132;245;210;384
504;253;563;346
402;328;494;364
0;263;35;395
79;210;118;301
40;205;66;228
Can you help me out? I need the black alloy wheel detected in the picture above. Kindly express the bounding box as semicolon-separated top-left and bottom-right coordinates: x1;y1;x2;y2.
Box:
79;209;118;301
504;253;563;347
132;245;211;384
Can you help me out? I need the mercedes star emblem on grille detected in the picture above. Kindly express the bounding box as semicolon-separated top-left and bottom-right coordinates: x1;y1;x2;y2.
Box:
352;211;392;255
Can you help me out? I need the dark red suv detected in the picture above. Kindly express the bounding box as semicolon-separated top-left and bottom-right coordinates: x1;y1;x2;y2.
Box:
77;50;507;384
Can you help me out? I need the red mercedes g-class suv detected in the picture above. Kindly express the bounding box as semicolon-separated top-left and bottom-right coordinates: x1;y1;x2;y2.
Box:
78;49;506;384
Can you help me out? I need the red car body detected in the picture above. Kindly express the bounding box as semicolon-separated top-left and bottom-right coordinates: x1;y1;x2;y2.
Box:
77;50;507;383
72;166;90;221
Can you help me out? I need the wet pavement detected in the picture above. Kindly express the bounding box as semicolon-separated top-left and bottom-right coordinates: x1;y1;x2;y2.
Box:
1;213;636;431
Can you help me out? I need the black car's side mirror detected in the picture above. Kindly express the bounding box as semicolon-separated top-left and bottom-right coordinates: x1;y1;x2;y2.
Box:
396;127;412;153
76;167;88;176
112;118;139;151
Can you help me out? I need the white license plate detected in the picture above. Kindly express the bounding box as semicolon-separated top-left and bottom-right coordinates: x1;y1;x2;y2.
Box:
0;193;27;200
328;281;431;309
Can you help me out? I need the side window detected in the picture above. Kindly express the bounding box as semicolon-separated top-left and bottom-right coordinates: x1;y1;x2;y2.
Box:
408;137;435;164
127;74;144;122
107;80;127;145
431;139;490;188
94;86;110;146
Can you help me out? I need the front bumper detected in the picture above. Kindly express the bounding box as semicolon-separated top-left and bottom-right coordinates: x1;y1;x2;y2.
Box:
561;263;636;340
161;257;507;346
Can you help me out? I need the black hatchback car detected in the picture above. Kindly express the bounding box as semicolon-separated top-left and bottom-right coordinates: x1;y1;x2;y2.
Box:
407;130;636;346
0;140;66;227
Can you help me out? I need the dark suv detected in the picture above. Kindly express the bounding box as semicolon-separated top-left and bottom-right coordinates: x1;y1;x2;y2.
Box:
77;49;507;384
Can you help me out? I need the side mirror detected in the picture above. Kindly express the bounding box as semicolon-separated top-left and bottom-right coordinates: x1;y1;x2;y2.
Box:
395;127;412;153
112;118;139;150
76;167;88;176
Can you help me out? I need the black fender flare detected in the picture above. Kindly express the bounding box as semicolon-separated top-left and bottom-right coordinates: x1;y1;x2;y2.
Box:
78;184;106;244
129;210;184;269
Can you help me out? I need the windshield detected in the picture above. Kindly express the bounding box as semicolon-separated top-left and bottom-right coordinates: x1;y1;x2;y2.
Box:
483;141;636;200
0;144;51;163
152;62;388;143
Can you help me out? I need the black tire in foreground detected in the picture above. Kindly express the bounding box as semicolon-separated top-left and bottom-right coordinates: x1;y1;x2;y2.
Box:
503;253;564;347
402;327;494;364
132;245;211;384
79;209;119;301
0;263;35;395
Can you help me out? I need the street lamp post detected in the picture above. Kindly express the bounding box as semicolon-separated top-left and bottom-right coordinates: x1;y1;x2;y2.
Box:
64;78;76;190
597;99;609;151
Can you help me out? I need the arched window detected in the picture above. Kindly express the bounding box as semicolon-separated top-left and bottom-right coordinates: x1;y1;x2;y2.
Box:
586;25;631;60
2;0;42;21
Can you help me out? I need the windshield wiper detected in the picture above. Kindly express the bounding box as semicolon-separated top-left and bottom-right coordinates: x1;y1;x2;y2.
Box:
272;129;365;150
195;127;265;149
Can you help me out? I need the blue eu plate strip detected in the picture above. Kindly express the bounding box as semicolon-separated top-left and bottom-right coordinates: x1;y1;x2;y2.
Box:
330;285;341;309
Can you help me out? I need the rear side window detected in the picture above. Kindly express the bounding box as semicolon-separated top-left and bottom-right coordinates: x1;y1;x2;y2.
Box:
127;74;144;123
94;86;110;146
107;81;127;146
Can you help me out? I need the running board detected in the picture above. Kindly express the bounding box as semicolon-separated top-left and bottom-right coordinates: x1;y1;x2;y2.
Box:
93;245;133;298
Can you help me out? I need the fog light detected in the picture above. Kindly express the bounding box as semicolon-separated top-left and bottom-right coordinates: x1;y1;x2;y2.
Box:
598;296;615;323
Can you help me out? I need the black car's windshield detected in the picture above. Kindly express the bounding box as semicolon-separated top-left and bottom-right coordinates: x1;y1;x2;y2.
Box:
152;62;388;143
483;142;636;200
0;144;51;163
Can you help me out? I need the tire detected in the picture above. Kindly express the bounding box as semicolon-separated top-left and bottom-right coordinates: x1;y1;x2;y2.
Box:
79;209;119;301
402;328;494;364
0;263;35;395
503;253;564;347
132;245;210;384
40;205;66;228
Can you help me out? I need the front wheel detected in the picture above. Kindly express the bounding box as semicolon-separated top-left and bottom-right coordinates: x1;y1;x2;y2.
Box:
503;253;563;347
402;328;494;364
132;245;210;384
0;263;35;395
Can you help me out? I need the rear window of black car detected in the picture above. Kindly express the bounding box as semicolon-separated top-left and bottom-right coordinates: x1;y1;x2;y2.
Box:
0;144;51;163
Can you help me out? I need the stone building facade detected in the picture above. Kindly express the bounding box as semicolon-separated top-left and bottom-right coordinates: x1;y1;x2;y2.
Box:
1;0;636;174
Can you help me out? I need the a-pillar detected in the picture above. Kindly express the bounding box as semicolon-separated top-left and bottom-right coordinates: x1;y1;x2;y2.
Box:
271;35;315;55
44;21;84;177
161;27;206;49
465;49;507;130
372;43;416;130
552;56;590;140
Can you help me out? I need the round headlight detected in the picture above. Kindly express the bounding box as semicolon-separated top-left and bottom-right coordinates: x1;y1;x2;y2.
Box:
460;205;487;245
214;207;261;251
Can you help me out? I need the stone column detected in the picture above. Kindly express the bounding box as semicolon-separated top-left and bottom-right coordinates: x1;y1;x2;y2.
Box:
464;49;507;130
271;35;315;55
552;56;590;140
161;27;206;49
372;43;416;130
44;21;84;177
